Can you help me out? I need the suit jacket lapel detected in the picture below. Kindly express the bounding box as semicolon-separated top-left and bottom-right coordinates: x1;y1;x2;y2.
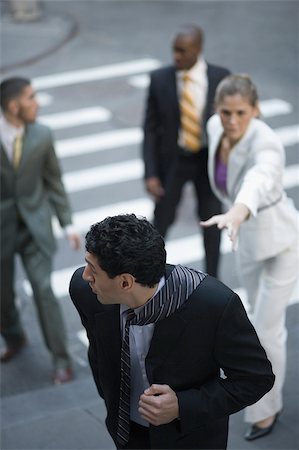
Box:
1;144;11;168
167;67;180;122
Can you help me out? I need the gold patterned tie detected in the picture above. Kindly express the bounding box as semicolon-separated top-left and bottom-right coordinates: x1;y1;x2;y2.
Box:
180;73;201;152
13;134;23;169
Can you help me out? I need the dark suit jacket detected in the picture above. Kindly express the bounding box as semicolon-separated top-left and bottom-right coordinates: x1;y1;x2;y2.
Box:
69;264;274;450
0;122;72;260
142;63;230;181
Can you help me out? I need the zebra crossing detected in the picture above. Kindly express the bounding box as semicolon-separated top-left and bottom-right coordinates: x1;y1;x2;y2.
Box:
23;59;299;348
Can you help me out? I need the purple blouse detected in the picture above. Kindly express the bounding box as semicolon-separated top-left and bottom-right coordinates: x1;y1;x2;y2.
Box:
215;152;228;194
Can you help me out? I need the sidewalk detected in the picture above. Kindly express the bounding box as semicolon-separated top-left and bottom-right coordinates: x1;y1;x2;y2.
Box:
0;2;77;74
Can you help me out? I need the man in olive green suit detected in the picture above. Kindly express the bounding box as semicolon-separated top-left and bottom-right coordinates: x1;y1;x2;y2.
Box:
0;77;81;384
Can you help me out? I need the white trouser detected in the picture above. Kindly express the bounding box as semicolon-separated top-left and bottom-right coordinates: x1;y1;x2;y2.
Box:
236;245;299;423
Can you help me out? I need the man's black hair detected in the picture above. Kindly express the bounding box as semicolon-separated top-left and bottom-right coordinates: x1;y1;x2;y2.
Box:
0;77;31;111
85;214;166;288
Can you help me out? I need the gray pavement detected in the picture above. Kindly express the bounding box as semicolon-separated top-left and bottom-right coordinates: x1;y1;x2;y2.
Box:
1;2;298;450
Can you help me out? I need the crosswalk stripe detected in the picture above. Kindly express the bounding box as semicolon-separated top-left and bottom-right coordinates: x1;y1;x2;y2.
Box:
23;233;232;298
283;164;299;189
39;107;112;129
23;227;298;307
276;125;299;147
53;198;153;238
260;99;292;117
32;59;161;89
63;159;142;192
36;92;53;107
55;124;298;159
63;156;298;192
56;127;142;158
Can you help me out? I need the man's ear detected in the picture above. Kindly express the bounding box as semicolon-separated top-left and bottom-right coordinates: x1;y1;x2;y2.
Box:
7;98;20;117
119;273;135;291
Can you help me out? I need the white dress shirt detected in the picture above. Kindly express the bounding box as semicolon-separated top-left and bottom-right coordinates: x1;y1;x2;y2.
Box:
0;114;24;162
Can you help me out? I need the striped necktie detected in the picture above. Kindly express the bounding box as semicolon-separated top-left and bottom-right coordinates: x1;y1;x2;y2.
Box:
12;134;23;169
180;73;201;152
116;265;207;446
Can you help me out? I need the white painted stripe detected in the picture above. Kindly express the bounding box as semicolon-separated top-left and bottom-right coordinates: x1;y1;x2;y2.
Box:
56;123;297;160
22;229;298;306
39;107;112;130
36;92;53;107
63;158;298;193
53;197;153;238
33;59;161;89
56;128;142;158
260;99;292;117
276;125;299;147
77;329;89;347
128;74;150;88
63;159;143;193
283;164;299;189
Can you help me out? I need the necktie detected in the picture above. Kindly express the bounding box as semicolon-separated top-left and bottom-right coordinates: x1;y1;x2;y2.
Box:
180;73;201;152
116;265;207;446
12;134;23;169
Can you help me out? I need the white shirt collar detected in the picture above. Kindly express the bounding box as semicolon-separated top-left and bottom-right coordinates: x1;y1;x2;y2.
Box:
177;56;207;83
120;276;166;315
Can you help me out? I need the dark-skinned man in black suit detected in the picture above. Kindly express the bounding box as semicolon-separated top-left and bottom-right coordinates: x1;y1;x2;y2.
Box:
142;24;230;278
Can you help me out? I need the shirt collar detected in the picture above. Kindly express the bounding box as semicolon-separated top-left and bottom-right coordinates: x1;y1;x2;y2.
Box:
120;276;166;315
0;114;25;139
177;56;207;82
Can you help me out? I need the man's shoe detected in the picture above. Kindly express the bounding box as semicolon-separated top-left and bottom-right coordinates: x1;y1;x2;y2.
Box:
245;413;280;441
0;336;27;362
53;367;73;385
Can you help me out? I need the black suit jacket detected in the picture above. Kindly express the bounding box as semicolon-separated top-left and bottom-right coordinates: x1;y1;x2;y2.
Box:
142;63;230;181
69;264;274;449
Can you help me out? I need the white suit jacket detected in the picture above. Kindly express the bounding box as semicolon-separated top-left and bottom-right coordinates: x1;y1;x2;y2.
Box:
207;114;299;261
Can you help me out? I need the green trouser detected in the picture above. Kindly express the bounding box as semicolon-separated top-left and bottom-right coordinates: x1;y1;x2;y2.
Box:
0;224;71;369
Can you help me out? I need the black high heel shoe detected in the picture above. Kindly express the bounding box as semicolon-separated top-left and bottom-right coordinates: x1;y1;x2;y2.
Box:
244;411;281;441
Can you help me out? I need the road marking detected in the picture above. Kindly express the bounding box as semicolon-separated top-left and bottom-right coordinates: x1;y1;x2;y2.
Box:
260;99;293;117
55;123;298;159
23;232;232;298
283;164;299;189
276;125;299;147
36;92;53;107
56;127;142;158
39;107;112;129
128;74;150;88
63;159;143;192
63;155;298;192
33;59;161;89
53;197;153;238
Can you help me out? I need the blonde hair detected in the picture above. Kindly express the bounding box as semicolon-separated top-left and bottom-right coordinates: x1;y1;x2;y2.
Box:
215;74;261;114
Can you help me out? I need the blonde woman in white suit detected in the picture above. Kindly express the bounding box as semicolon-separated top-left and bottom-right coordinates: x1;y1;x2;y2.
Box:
201;74;299;441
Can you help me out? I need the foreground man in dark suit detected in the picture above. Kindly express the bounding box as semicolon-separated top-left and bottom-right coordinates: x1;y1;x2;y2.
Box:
0;77;81;384
69;214;274;450
142;24;230;277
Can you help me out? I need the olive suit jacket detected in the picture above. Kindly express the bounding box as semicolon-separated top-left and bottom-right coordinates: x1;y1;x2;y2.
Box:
0;122;72;260
69;264;274;450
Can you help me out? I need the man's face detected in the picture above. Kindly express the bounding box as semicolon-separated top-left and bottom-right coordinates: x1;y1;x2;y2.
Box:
82;251;121;304
14;85;39;124
172;34;201;71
